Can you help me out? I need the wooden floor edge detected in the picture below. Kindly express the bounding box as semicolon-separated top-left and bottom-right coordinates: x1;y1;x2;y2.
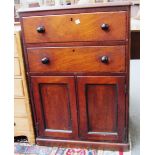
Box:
36;138;130;151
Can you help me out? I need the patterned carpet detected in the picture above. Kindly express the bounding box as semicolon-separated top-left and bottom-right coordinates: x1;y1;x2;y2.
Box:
14;143;131;155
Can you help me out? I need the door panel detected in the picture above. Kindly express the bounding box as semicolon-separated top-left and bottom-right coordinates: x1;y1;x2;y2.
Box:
77;76;125;142
86;84;117;133
31;76;78;139
40;83;72;131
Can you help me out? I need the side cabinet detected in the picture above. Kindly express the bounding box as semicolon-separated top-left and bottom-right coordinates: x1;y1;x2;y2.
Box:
19;2;130;150
31;76;78;139
77;76;126;142
14;30;35;143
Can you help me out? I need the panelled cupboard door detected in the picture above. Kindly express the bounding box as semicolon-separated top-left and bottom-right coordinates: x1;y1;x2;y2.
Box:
31;76;78;139
77;76;126;142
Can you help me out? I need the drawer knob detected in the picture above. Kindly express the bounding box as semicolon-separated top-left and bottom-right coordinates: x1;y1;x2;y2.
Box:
41;57;49;64
101;56;109;63
66;2;71;5
101;24;109;31
37;26;45;33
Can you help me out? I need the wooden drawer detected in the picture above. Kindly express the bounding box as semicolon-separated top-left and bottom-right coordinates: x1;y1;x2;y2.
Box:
14;130;35;144
14;79;24;97
27;46;125;73
14;98;27;117
14;130;32;139
22;11;127;43
14;34;19;57
14;58;21;76
14;117;30;132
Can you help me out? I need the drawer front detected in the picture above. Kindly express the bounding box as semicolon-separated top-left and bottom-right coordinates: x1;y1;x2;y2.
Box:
14;117;30;133
14;99;27;117
14;34;19;57
14;79;25;97
23;11;127;43
27;46;125;73
14;58;21;76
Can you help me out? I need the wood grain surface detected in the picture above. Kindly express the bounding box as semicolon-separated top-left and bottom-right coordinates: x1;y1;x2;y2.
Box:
23;11;127;43
77;76;125;142
27;46;126;73
31;76;78;139
19;3;130;150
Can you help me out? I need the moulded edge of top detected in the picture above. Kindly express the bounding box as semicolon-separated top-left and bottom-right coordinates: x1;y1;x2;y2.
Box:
17;1;132;13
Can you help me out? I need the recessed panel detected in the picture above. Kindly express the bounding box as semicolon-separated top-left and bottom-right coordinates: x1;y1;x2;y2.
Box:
86;84;117;133
40;83;72;131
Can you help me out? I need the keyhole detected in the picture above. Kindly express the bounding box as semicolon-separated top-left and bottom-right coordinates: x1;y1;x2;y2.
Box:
72;49;75;52
70;18;73;21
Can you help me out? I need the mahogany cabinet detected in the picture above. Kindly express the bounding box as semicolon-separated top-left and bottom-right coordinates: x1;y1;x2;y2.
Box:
19;2;130;150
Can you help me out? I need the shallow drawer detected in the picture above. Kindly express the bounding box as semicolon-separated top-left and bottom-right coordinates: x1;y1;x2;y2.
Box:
27;46;125;73
14;34;19;57
14;58;21;76
14;79;24;97
14;117;30;132
23;11;127;43
14;98;27;117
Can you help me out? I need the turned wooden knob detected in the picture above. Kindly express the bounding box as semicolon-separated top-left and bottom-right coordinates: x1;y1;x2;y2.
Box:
37;26;45;33
101;24;109;31
101;56;109;63
41;57;49;64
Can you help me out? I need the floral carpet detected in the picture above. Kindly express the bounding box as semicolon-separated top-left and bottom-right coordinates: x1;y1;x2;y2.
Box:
14;143;131;155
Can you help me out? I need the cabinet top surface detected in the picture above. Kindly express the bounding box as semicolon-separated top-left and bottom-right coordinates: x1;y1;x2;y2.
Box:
18;2;131;13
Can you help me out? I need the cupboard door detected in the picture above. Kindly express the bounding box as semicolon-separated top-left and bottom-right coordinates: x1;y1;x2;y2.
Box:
31;76;78;139
77;76;126;142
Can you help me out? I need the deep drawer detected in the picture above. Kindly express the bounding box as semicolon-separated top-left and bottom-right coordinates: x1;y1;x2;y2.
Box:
22;11;127;43
27;46;126;73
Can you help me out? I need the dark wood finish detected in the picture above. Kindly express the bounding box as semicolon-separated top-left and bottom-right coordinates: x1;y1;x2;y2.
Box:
18;2;131;13
25;40;128;48
41;57;50;64
36;26;45;33
101;23;109;31
19;5;130;20
27;46;126;73
31;76;78;139
19;2;130;150
23;11;127;43
36;138;129;150
77;76;125;142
